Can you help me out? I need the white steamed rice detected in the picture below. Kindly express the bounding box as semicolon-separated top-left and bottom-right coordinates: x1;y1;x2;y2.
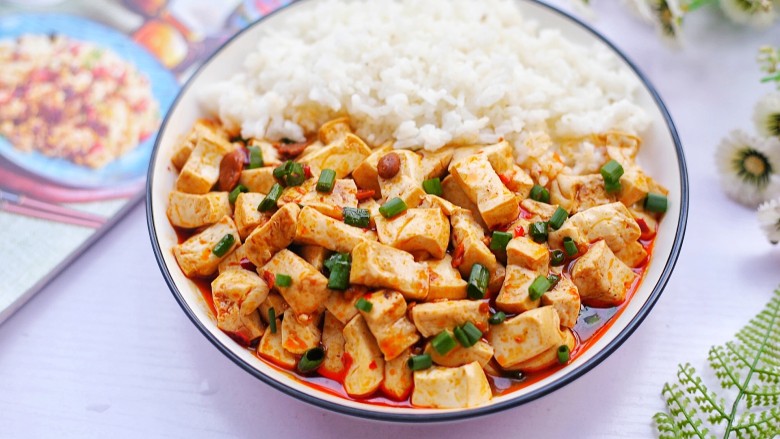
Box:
201;0;649;155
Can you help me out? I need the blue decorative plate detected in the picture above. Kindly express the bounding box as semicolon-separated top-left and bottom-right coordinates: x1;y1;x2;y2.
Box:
0;14;178;188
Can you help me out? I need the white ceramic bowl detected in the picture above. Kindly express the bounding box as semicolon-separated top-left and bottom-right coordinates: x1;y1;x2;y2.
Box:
147;0;688;422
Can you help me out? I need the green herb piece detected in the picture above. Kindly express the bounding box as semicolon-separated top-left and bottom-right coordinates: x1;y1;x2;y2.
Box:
550;249;565;266
461;322;482;345
645;193;668;213
257;183;283;212
268;308;277;333
228;184;249;204
488;311;506;325
275;274;292;287
431;331;457;355
490;231;513;251
316;169;336;193
379;197;408;218
548;207;569;230
529;221;548;243
327;262;350;290
600;159;624;185
407;354;432;371
355;298;372;312
248;145;264;169
528;275;553;300
583;314;600;325
530;184;550;203
297;347;325;373
453;326;470;348
467;263;489;300
563;237;578;256
343;207;370;228
273;160;307;187
557;345;570;364
212;234;235;257
422;178;443;196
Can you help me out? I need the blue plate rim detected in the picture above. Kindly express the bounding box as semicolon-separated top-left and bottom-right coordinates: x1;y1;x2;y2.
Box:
146;0;689;423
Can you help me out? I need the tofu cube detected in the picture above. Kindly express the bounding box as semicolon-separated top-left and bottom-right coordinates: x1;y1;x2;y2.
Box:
506;236;550;271
420;147;454;179
378;150;426;208
450;209;499;279
506;328;576;373
343;315;385;397
211;269;269;343
488;306;563;368
450;154;519;229
320;312;347;380
352;144;393;196
298;245;330;272
278;178;358;219
495;265;541;314
427;340;494;368
239;168;277;194
411;362;492;408
234;192;273;240
175;132;235;194
419;194;458;216
411;300;489;337
382;349;413;401
571;240;636;307
259;293;289;324
449;141;515;174
504;165;534;198
318;116;352;145
262;249;330;316
299;133;371;178
173;215;239;277
425;255;468;300
247;138;282;167
358;291;419;361
218;244;248;273
349;241;429;301
294;206;377;252
375;208;450;259
244;203;300;267
441;175;487;230
541;276;581;328
257;321;297;369
171;119;228;170
325;287;363;325
167;191;231;229
281;309;321;355
549;174;615;214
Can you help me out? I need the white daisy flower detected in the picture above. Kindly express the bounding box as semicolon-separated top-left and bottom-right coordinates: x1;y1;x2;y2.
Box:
753;92;780;138
715;129;780;207
757;197;780;244
719;0;778;28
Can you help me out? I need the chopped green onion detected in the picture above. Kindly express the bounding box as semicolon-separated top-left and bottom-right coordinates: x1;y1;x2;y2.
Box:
528;275;553;300
431;331;457;355
550;249;565;266
488;311;506;325
529;221;548;243
327;263;350;290
228;184;248;204
557;345;570;364
407;354;432;371
316;169;337;193
275;274;292;287
268;308;277;333
212;234;235;257
529;184;550;203
355;298;373;312
379;197;408;218
584;314;600;325
563;237;578;256
604;179;621;194
453;326;470;348
324;252;350;272
274;160;306;187
644;192;668;213
547;274;560;288
548;207;569;230
467;263;489;300
461;322;482;346
298;347;325;373
600;160;624;185
257;183;283;212
489;231;513;251
422;178;443;196
248;145;264;169
343;207;370;228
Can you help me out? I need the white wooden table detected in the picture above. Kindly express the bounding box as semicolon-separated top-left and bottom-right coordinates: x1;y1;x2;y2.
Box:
2;2;779;438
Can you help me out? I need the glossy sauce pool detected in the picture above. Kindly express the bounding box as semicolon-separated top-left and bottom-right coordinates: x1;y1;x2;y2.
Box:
177;226;656;407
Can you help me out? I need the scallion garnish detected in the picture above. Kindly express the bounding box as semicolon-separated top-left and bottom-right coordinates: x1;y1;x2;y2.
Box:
257;183;283;212
343;207;370;228
488;311;506;325
600;160;624;193
407;354;432;371
275;273;292;287
645;192;668;213
268;307;277;333
461;322;482;346
212;234;235;257
563;237;578;256
467;263;489;300
584;314;600;325
431;331;457;355
453;326;470;348
316;169;337;193
327;262;350;290
355;298;373;312
379;197;408;218
228;184;248;204
548;207;568;230
489;231;513;251
422;178;443;196
273;160;307;187
550;249;565;266
248;145;264;169
528;275;553;300
297;347;325;373
529;221;548;243
530;184;550;203
557;345;570;364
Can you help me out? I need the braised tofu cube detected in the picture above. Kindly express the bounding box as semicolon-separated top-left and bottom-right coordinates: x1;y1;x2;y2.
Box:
278;178;358;219
441;175;487;230
421;147;454;179
450;209;498;279
352;144;393;196
427;340;494;368
257;321;297;369
520;199;558;222
218;244;248;273
450;154;519;229
541;276;580;328
614;241;648;268
504;165;534;198
349;241;429;301
298;245;330;272
259;293;289;324
318;117;352;144
299;133;371;179
604;131;641;164
378;150;426;208
281;309;321;355
358;291;419;361
211;269;269;343
320;312;347;379
175;133;235;194
618;167;651;207
571;240;636;307
167;191;231;229
294;206;377;252
244;203;300;267
239;168;277;194
375;208;450;258
247;138;281;167
171;119;228;171
262;249;330;316
449;141;515;174
343;315;385;397
425;255;468;300
382;348;413;401
506;328;576;373
173;215;240;277
234;192;273;240
325;287;363;325
495;265;541;314
419;194;458;216
411;362;492;408
411;300;489;337
487;306;563;368
506;237;549;271
549;174;615;214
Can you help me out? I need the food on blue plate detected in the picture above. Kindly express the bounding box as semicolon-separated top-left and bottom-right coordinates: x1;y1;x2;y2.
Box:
0;34;159;168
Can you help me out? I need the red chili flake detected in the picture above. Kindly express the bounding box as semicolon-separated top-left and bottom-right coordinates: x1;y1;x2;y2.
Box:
303;164;312;179
451;243;465;268
239;258;257;272
356;189;375;201
513;224;526;238
262;270;275;288
636;218;656;240
368;360;377;370
498;173;511;187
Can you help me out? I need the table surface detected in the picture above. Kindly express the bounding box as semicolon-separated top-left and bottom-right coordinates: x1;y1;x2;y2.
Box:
2;2;780;438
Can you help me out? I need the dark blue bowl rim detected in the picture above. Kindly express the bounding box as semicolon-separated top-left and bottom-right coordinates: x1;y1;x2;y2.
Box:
146;0;689;424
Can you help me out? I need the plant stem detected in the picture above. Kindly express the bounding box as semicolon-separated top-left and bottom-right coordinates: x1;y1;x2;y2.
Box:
683;0;717;12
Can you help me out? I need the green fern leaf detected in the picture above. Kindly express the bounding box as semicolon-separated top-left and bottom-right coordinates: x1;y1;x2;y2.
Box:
655;288;780;439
